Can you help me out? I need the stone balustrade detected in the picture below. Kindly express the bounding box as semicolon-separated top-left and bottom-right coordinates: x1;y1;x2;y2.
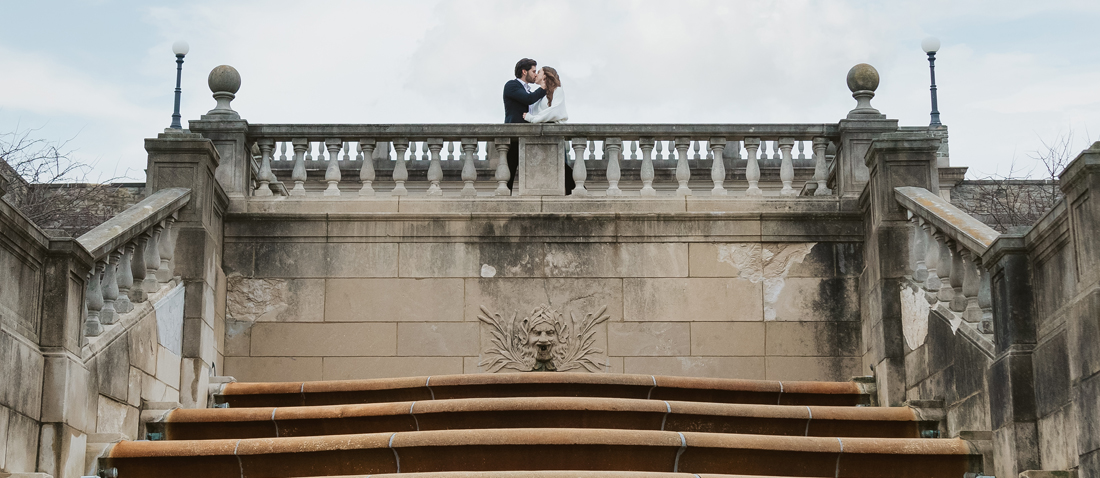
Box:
242;124;840;199
76;187;191;338
894;186;1000;343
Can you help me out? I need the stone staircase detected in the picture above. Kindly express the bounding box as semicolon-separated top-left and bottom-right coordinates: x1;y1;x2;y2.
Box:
100;373;983;477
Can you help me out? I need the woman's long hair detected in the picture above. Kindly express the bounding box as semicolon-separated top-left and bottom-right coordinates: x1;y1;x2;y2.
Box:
542;67;562;106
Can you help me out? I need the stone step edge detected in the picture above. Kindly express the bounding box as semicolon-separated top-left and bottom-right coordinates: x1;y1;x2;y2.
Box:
155;396;927;440
216;373;870;408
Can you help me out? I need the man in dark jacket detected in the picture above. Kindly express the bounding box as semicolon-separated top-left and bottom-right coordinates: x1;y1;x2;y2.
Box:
503;58;545;191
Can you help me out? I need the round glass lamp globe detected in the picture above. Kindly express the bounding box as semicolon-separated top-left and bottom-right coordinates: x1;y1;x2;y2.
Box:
921;37;940;53
172;40;190;56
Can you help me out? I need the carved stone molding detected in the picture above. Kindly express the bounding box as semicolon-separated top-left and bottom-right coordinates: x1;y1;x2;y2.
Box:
478;304;610;373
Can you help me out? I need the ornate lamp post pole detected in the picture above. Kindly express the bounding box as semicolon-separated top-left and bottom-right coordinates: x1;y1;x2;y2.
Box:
922;37;942;127
169;40;189;130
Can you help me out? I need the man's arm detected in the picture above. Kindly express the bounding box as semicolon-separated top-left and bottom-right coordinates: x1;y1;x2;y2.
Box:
504;81;546;105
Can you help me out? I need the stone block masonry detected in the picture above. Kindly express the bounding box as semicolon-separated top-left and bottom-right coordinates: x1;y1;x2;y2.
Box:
222;205;866;382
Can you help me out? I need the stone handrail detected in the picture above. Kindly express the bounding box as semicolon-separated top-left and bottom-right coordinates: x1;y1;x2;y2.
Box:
894;186;999;341
75;188;192;338
244;123;840;199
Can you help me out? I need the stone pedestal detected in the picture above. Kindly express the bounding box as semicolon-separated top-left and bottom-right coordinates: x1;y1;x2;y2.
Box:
862;132;941;406
517;137;565;196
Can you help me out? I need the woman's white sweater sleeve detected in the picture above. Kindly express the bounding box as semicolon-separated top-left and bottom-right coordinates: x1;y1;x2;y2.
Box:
525;89;568;123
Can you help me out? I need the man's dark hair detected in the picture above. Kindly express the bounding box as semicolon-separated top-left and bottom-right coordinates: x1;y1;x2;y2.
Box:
514;58;537;78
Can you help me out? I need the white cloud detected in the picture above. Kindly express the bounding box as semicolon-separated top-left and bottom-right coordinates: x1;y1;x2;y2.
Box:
0;0;1098;181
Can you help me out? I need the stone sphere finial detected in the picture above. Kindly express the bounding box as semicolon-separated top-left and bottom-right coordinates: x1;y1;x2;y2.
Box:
208;65;241;94
846;63;879;93
205;65;241;118
846;63;883;119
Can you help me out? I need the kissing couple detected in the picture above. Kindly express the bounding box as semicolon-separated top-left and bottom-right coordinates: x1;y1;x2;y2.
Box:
502;58;574;194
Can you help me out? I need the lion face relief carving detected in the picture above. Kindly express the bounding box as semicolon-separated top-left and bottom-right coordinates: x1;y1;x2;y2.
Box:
479;304;609;373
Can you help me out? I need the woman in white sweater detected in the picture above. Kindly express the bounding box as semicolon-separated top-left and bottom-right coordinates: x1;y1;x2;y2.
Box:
523;66;568;123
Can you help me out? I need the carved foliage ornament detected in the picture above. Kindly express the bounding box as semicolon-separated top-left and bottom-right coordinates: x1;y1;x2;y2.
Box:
478;304;610;372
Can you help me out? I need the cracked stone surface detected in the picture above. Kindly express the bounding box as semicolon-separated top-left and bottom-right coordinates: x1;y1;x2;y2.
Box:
225;274;289;323
717;243;817;321
901;283;930;350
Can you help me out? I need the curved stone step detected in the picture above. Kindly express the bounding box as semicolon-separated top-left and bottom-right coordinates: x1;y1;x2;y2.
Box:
298;473;800;478
103;428;979;478
216;373;869;408
159;397;929;440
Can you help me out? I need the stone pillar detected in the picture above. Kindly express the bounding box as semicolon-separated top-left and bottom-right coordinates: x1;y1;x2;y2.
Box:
188;65;250;208
517;136;565;196
983;234;1039;478
835;64;898;198
37;238;95;478
1058;142;1100;476
862;132;941;406
145;132;228;408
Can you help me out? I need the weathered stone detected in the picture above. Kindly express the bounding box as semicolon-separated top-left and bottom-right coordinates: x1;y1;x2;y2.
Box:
5;410;39;472
224;357;323;382
689;322;765;356
765;321;860;357
155;346;182;389
0;330;44;420
95;396;138;436
397;323;479;357
325;278;463;322
607;323;690;356
1037;405;1078;472
127;314;159;375
623;356;766;379
249;322;396;357
624;278;762;322
766;356;862;381
323;357;462;380
96;336;131;402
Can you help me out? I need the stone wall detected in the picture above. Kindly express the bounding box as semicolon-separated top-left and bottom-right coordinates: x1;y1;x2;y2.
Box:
0;193;192;477
220;200;865;383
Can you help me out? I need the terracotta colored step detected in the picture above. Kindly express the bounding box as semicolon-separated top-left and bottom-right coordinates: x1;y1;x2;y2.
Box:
216;373;869;408
158;396;930;440
103;428;980;478
297;473;802;478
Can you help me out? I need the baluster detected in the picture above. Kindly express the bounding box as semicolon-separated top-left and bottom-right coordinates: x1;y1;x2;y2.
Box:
84;263;105;337
812;137;831;196
392;139;409;196
323;139;343;196
670;140;678;161
255;139;275;197
639;137;656;196
488;140;498;170
130;234;149;302
115;243;134;313
744;137;762;196
355;142;363;162
778;137;796;197
797;140;806;162
921;222;941;303
100;251;120;325
459;138;478;196
706;140;714;161
629;141;638;160
674;137;691;196
358;139;376;196
587;140;595;161
571;137;588;196
933;233;954;303
291;138;307;196
709;137;727;196
316;141;325;162
978;266;994;334
690;141;699;160
343;141;351;162
605;137;623;196
305;141;314;162
908;215;928;282
426;138;444;196
771;140;781;161
960;249;982;323
494;138;512;196
655;141;664;161
157;215;176;283
949;241;966;312
447;141;455;161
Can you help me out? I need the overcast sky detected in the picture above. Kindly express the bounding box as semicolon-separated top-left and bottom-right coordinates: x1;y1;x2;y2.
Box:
2;0;1099;182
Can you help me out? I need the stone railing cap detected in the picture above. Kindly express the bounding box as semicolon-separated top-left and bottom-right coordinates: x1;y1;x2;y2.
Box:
894;186;999;256
77;188;191;260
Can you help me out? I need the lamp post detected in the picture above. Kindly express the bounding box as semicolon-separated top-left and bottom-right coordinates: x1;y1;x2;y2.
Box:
169;40;189;130
922;37;941;127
